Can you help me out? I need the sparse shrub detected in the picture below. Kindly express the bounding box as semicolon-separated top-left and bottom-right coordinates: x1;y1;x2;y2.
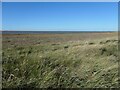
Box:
88;42;94;45
37;41;41;44
106;40;111;43
64;45;69;49
27;50;32;54
99;41;105;44
99;47;107;55
52;48;58;51
111;40;118;42
118;40;120;43
2;51;4;56
7;40;11;42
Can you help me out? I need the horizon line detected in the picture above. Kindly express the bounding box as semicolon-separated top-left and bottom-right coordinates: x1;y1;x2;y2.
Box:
2;0;119;2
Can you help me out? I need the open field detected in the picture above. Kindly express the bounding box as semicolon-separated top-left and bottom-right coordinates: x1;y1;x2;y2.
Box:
2;32;119;88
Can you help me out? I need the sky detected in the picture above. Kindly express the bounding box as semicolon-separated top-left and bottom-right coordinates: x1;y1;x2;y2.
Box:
2;2;118;31
0;2;2;30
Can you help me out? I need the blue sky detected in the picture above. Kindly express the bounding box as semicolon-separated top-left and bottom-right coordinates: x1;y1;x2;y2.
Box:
0;2;2;30
2;2;118;31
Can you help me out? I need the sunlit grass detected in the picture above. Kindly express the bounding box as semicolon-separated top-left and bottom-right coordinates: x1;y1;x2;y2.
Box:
2;33;119;88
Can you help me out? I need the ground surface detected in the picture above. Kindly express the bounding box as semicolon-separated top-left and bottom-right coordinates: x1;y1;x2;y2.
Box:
2;32;119;88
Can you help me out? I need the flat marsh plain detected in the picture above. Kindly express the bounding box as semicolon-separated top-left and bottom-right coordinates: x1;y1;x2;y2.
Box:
2;32;119;88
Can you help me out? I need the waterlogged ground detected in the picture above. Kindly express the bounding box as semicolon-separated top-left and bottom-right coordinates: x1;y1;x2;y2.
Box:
2;32;119;88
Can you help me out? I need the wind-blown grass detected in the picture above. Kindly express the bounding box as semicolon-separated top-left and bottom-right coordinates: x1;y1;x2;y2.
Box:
2;33;119;88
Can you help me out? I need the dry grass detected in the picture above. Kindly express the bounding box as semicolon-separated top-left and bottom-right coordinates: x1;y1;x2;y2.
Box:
2;32;119;88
